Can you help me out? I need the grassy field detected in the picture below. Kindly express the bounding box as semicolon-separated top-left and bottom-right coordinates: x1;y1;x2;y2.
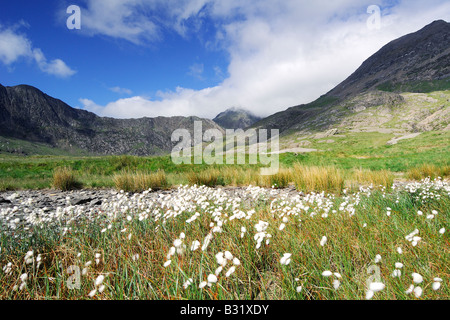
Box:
0;130;449;192
0;126;449;301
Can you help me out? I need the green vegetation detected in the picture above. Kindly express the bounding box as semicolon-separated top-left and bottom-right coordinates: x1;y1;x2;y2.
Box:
0;129;449;192
377;79;450;93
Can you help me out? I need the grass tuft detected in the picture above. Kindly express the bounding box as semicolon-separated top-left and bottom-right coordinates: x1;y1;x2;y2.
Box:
52;167;81;191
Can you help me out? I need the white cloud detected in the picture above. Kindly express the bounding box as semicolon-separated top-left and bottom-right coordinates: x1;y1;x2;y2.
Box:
188;63;205;80
78;0;450;119
109;86;133;95
0;25;76;78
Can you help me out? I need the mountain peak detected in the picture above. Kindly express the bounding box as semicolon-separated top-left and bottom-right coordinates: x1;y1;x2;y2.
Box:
213;107;262;130
327;20;450;98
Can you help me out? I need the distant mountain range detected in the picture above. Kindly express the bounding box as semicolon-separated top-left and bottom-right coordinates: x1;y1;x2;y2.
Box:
0;20;449;156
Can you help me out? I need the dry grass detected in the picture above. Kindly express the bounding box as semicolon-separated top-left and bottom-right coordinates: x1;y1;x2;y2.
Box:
259;168;292;188
52;167;81;191
187;168;225;187
350;168;394;189
292;164;345;194
113;170;169;192
407;164;450;181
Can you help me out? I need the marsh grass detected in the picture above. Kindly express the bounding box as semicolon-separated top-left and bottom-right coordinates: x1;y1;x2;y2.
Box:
0;181;448;300
52;167;82;191
292;164;345;194
113;170;169;192
350;168;395;190
407;164;450;181
187;169;226;187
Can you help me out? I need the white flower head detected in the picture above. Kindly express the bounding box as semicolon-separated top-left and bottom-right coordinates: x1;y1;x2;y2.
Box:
320;236;327;246
322;270;333;277
412;273;423;284
369;282;385;292
280;253;292;266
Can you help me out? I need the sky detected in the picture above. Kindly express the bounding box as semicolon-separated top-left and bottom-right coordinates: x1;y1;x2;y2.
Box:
0;0;449;120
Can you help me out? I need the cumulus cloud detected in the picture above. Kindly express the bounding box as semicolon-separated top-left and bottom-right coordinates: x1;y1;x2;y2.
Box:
0;25;76;78
78;0;450;119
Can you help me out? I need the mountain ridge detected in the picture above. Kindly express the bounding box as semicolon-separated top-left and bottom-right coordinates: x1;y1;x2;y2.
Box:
252;20;450;135
0;84;224;156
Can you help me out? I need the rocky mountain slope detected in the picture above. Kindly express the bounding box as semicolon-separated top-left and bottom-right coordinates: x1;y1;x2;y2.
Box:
0;84;223;156
213;107;262;129
253;20;450;137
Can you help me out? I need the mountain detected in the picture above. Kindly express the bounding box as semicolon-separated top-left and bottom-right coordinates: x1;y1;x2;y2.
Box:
0;84;223;156
213;107;262;129
253;20;450;136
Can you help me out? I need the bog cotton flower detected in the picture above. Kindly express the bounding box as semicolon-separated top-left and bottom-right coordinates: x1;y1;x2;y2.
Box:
413;286;423;298
225;266;236;277
190;241;200;251
207;274;218;284
322;271;333;277
280;253;292;266
163;260;171;268
95;275;105;286
369;282;385;292
412;273;423;284
320;236;327;246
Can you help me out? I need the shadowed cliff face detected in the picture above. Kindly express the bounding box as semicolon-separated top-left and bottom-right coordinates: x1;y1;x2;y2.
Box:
0;84;224;156
252;20;450;135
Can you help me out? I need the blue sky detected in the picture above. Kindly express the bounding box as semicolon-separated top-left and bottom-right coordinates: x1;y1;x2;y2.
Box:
1;0;449;119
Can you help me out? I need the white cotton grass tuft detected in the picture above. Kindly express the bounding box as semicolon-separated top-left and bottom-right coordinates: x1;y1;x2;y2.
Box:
411;273;423;284
296;286;302;293
405;284;414;294
183;278;193;289
369;282;385;292
207;274;218;284
413;286;423;298
190;241;200;251
333;279;341;290
225;266;236;277
322;271;333;277
280;253;292;266
94;275;105;287
365;290;374;300
163;260;171;268
374;254;382;263
320;236;327;246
